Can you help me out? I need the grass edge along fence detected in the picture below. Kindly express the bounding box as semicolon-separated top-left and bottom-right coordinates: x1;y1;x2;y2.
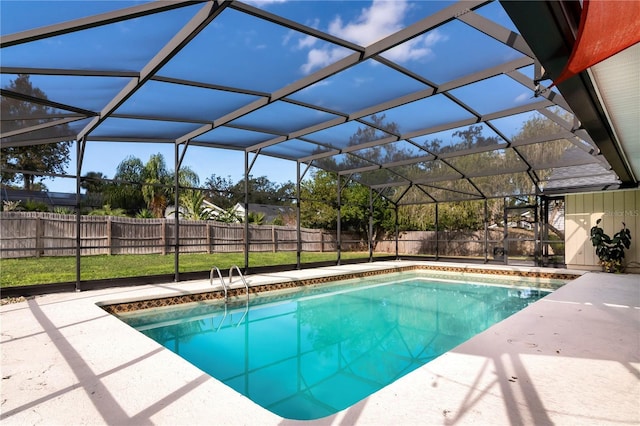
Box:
1;251;385;288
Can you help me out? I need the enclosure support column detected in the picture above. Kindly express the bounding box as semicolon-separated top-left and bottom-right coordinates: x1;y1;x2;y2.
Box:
206;222;211;254
174;142;180;282
503;197;508;265
484;199;488;263
241;149;261;273
394;204;399;259
35;217;43;258
435;203;439;261
541;196;549;265
271;225;276;253
107;217;112;256
75;137;86;292
296;161;301;270
336;173;341;266
161;220;167;255
244;151;250;273
534;196;540;267
368;187;373;262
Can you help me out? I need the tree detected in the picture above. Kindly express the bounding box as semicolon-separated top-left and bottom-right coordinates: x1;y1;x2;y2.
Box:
231;175;295;205
103;153;201;217
175;166;199;189
141;153;171;218
300;169;393;242
397;199;489;232
103;156;145;215
274;181;295;204
301;115;401;240
88;204;127;217
179;190;213;220
1;75;72;190
511;108;575;185
300;170;339;230
203;174;235;208
216;208;241;223
437;200;484;231
204;173;294;209
392;111;580;232
443;124;499;153
135;209;154;218
245;211;266;225
314;113;403;173
397;204;436;231
80;171;107;194
81;171;106;208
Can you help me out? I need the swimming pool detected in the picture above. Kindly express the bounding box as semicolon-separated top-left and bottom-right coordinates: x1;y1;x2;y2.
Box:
115;271;556;420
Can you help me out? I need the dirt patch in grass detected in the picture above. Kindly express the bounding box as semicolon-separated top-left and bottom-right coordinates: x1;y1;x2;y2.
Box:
0;296;27;305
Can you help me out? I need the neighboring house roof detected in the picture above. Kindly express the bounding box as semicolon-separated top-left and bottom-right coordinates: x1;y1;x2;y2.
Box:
233;203;295;223
202;200;226;215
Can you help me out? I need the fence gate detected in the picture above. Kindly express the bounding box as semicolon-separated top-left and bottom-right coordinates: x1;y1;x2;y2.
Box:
540;196;565;267
503;199;539;266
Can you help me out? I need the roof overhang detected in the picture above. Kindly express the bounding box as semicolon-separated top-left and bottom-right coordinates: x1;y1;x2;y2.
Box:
501;0;638;187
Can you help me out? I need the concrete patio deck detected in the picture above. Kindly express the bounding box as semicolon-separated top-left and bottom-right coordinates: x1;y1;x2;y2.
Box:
1;261;638;425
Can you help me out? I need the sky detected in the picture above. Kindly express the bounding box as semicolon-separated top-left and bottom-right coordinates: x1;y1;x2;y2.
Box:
72;141;298;191
1;0;547;194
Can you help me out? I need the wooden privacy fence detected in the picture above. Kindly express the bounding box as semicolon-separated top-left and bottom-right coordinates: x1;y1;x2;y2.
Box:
374;228;540;258
0;212;544;260
0;212;360;258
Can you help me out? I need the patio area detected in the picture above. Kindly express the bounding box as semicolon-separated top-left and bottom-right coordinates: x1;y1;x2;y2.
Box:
1;261;638;425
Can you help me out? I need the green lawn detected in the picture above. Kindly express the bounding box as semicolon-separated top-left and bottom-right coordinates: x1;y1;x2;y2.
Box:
0;251;387;287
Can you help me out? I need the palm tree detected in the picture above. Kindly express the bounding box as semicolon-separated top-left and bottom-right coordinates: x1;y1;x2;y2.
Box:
216;208;241;223
179;190;213;220
135;208;154;218
141;153;171;218
247;211;266;225
88;204;127;217
106;153;202;218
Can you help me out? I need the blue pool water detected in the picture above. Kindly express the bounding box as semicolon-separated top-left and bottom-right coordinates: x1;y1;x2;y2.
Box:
118;272;552;420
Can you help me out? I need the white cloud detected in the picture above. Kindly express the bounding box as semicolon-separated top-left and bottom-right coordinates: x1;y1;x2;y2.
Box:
298;34;317;50
301;47;349;74
329;0;408;46
285;18;320;50
300;0;447;74
384;28;447;63
514;92;530;103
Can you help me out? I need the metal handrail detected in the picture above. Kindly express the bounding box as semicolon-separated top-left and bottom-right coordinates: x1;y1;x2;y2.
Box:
210;266;228;301
229;265;249;301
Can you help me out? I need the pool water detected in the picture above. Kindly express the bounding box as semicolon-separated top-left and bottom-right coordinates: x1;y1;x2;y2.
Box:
119;273;551;420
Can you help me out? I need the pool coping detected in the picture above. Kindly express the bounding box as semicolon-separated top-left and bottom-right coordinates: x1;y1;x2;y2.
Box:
99;263;582;315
